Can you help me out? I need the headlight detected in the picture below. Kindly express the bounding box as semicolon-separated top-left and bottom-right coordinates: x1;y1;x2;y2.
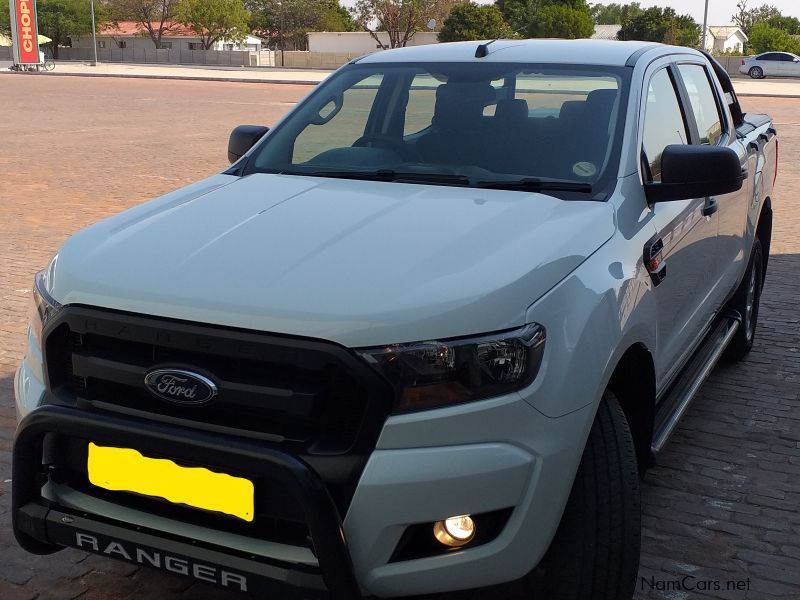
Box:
29;270;62;348
358;324;545;413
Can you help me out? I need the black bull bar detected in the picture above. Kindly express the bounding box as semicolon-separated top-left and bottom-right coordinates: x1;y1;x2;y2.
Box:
12;405;363;599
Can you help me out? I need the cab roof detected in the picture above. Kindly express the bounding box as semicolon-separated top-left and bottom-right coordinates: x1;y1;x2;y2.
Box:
356;39;701;67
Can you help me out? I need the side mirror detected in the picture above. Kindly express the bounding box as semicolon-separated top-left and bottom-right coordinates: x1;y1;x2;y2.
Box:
228;125;269;164
644;145;744;203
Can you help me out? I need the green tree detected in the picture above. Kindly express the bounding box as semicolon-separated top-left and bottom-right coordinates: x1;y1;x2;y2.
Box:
107;0;183;49
589;2;642;25
316;0;358;31
766;14;800;35
247;0;356;51
618;6;698;47
495;0;530;35
350;0;460;49
38;0;103;58
497;0;593;39
748;22;800;53
438;2;512;42
732;1;783;36
1;7;11;39
531;3;593;38
177;0;250;49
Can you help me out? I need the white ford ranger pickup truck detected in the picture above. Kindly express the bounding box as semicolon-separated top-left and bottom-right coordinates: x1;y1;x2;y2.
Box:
13;40;777;600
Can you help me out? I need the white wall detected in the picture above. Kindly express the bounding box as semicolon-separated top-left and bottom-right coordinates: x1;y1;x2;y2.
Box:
308;31;439;54
704;29;746;53
72;35;260;53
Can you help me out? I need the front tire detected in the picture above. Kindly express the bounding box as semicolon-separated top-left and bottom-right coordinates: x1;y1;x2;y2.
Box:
537;391;641;600
749;66;764;79
725;238;764;361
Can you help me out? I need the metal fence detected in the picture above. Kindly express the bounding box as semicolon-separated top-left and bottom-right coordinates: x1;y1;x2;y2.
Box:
713;55;746;77
52;47;258;67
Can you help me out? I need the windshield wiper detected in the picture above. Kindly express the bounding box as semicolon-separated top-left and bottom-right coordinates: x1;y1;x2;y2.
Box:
476;178;593;193
285;169;471;186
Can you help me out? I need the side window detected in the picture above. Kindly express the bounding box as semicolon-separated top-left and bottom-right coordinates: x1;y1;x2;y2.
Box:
482;78;506;116
642;69;689;182
403;74;438;136
293;74;384;163
678;64;724;145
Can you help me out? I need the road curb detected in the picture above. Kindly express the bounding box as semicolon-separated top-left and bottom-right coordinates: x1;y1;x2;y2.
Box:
0;70;322;86
737;92;800;98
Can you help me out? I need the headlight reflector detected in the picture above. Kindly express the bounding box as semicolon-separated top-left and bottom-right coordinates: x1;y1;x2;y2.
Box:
358;323;545;413
29;270;62;348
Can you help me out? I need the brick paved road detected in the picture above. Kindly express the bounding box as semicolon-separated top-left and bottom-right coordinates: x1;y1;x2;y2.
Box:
1;77;798;600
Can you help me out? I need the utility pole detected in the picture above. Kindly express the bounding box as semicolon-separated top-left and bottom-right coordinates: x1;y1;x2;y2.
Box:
90;0;98;66
279;0;285;67
701;0;710;52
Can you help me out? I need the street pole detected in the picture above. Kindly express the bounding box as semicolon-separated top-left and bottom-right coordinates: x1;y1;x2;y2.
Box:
90;0;98;66
701;0;709;52
279;1;285;68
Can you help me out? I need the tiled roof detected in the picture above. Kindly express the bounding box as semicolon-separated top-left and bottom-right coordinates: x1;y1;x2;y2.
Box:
707;26;748;41
100;21;199;38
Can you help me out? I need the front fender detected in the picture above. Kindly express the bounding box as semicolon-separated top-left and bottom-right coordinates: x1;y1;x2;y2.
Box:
523;228;656;419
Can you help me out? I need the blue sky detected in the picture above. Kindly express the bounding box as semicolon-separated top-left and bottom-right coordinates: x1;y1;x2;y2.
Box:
590;0;800;25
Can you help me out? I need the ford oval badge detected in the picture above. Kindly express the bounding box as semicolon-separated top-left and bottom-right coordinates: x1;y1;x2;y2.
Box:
144;368;218;405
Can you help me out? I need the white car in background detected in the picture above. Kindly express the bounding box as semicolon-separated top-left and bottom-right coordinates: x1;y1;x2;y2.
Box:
740;51;800;78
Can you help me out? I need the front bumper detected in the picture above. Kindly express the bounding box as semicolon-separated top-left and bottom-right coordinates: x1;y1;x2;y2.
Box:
14;341;596;598
13;405;360;599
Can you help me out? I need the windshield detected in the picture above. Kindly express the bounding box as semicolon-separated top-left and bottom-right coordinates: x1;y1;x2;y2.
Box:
245;62;630;196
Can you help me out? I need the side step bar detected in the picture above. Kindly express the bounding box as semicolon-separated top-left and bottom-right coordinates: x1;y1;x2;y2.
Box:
651;313;741;454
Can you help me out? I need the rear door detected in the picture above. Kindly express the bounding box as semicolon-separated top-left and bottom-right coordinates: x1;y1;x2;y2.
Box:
675;60;750;306
759;53;782;76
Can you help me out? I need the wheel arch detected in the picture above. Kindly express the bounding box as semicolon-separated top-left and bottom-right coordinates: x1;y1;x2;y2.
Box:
606;343;656;474
756;196;773;283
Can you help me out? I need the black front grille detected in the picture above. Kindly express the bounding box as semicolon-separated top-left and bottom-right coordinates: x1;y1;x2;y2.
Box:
42;306;394;512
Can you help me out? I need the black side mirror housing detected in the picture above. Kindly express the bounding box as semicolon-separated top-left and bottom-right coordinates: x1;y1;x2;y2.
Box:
644;144;745;203
228;125;269;164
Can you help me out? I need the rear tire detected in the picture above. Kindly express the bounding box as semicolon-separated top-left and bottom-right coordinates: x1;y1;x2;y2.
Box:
749;66;764;79
725;238;764;361
537;391;641;600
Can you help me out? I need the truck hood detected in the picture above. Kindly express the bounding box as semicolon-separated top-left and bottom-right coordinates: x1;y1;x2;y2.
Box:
51;173;616;347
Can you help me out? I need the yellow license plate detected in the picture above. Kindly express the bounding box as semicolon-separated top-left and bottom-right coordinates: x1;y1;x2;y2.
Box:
87;443;255;522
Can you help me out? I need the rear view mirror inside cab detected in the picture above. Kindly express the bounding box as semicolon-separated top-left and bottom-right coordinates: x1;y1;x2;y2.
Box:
311;95;343;125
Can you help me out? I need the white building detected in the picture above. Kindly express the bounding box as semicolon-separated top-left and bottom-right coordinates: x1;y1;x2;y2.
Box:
308;31;439;54
703;26;748;53
71;22;262;54
591;25;622;41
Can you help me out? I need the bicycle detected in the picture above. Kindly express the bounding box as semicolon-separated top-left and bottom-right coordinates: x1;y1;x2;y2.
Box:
41;57;55;71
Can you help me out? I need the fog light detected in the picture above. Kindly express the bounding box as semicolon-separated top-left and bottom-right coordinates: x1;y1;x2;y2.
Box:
433;515;475;547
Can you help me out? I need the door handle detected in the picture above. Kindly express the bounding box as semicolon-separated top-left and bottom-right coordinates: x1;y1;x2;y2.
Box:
643;234;667;286
748;141;760;153
702;197;718;217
